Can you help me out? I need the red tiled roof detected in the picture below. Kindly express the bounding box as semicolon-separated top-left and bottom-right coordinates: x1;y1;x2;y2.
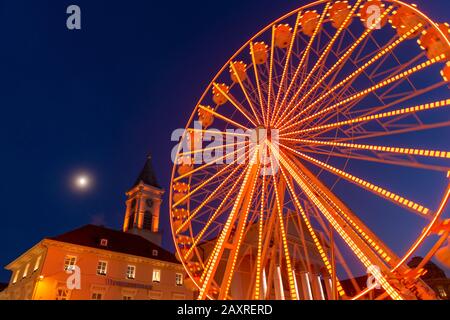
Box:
47;224;179;264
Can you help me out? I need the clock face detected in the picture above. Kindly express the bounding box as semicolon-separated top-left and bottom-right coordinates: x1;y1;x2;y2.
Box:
146;198;154;209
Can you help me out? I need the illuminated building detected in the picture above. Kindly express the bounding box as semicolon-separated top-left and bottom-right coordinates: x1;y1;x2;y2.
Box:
0;156;193;300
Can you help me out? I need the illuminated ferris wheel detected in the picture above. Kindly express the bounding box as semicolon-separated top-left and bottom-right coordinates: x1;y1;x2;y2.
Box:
169;0;450;300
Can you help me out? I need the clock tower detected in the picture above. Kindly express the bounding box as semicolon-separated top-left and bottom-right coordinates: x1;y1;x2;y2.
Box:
123;155;164;246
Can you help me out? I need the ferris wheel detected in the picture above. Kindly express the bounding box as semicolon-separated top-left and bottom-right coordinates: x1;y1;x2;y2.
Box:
169;0;450;300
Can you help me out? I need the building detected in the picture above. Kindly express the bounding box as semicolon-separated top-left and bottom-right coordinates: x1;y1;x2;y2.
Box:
0;156;194;300
194;212;335;300
408;256;450;300
340;256;450;300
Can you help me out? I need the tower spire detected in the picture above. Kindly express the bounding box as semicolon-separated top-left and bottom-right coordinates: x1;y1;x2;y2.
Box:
132;153;161;189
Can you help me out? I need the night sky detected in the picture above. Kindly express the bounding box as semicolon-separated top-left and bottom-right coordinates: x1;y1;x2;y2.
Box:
0;0;449;283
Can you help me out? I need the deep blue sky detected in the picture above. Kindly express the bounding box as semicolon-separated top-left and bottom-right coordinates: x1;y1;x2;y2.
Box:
0;0;449;282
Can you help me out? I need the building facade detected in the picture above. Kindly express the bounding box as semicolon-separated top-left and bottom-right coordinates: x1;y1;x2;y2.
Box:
0;156;194;300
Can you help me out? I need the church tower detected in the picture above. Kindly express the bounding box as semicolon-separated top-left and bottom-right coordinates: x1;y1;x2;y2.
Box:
123;155;164;246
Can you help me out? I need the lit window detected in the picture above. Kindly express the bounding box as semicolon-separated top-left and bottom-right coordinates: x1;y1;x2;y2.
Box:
34;256;41;272
126;265;136;279
56;287;69;300
12;270;19;284
91;292;103;300
100;239;108;247
152;249;158;257
438;286;447;298
175;273;183;286
96;261;108;276
152;269;161;283
123;295;133;300
22;263;30;278
64;256;77;271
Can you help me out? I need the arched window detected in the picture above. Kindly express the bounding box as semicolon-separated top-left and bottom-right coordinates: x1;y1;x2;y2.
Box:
128;199;137;229
143;210;153;231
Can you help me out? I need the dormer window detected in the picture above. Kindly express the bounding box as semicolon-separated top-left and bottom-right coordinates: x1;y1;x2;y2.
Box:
100;239;108;247
152;250;158;257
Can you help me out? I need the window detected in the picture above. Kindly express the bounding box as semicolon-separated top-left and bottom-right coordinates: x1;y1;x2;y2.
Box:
123;295;133;300
143;211;153;231
22;263;30;278
438;286;447;298
91;292;103;300
152;249;158;257
100;239;108;247
34;256;41;272
152;269;161;283
126;265;136;279
64;256;77;271
175;273;183;286
127;199;137;229
56;288;69;300
96;261;108;276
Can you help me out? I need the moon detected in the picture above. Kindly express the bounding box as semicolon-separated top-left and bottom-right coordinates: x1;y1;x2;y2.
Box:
74;174;90;189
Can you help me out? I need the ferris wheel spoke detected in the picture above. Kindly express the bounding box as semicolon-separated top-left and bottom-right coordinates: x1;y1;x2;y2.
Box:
268;152;298;300
281;98;450;137
183;151;249;218
178;140;247;157
212;82;258;127
197;151;260;299
250;42;267;125
172;159;245;219
270;144;406;300
281;53;446;133
275;5;394;128
266;26;276;125
254;151;267;299
187;128;250;137
307;81;448;138
282;137;450;160
219;154;261;299
299;165;401;266
276;3;331;125
278;163;346;297
255;183;280;299
279;24;426;132
294;146;450;173
392;183;450;272
276;0;363;128
280;143;432;217
198;105;251;131
335;120;450;143
270;11;302;126
186;163;249;263
174;144;248;182
230;62;263;125
305;200;363;295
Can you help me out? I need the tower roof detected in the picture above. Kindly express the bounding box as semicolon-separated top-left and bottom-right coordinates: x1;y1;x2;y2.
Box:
132;154;161;189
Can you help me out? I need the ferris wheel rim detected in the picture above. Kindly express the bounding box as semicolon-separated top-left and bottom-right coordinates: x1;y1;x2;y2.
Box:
169;0;450;300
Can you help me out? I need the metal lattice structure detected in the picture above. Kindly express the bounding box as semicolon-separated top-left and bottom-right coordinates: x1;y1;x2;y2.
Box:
170;0;450;300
